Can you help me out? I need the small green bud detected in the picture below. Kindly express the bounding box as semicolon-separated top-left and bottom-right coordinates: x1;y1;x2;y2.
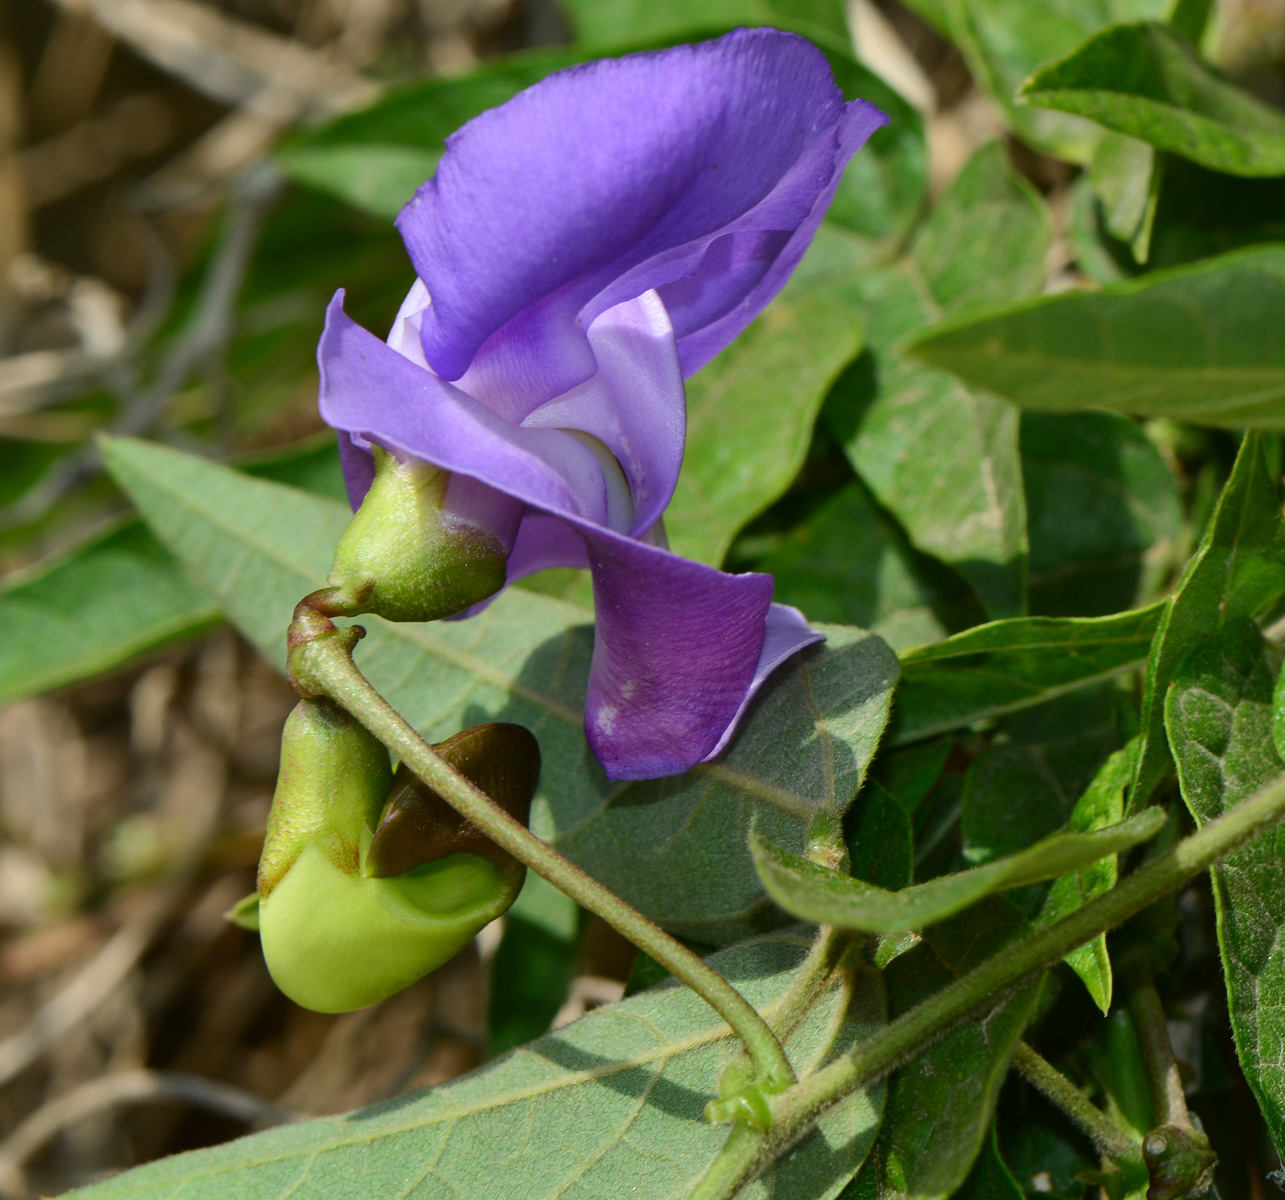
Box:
258;706;539;1013
1142;1123;1217;1199
327;447;509;622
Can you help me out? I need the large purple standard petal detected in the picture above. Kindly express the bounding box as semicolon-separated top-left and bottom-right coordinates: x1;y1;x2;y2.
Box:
396;28;887;388
319;296;820;778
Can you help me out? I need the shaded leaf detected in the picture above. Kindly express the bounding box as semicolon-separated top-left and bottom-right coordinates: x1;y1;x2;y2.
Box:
855;898;1042;1199
962;686;1122;870
870;736;952;814
846;780;914;890
907;246;1285;429
1021;411;1181;618
66;932;885;1200
827;140;1050;619
1133;432;1285;805
1020;22;1285;177
750;806;1164;933
761;480;981;652
667;224;866;566
956;1125;1025;1200
488;874;581;1056
893;604;1164;745
101;438;900;944
1166;618;1285;1156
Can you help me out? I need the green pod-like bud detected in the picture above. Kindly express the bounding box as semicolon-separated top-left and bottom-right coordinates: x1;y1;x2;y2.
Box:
258;705;539;1014
326;447;510;622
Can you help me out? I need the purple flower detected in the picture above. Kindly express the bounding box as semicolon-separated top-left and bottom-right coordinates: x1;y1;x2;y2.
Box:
318;28;887;780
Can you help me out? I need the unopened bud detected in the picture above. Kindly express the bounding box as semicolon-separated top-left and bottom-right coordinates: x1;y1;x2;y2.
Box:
326;447;510;622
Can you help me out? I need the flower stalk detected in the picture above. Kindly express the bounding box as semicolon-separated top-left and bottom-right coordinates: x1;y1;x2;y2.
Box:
286;602;797;1094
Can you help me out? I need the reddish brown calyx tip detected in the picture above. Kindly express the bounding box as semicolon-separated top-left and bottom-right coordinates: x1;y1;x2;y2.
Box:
366;722;540;878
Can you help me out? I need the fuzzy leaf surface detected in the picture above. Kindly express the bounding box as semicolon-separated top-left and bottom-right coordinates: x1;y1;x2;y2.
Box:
66;933;885;1200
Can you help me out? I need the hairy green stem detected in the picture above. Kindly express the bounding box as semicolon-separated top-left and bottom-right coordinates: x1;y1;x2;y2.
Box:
1127;973;1189;1130
692;771;1285;1199
1012;1042;1142;1166
289;614;796;1092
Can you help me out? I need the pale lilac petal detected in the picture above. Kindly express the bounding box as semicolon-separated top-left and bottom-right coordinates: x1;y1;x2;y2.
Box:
319;293;620;528
396;29;884;384
699;603;826;762
521;291;684;537
337;432;375;509
580;529;775;780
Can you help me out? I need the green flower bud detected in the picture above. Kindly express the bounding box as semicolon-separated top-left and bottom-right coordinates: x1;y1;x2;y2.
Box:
326;447;510;622
258;704;540;1013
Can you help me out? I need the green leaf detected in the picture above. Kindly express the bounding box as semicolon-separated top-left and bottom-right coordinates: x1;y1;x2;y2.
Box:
827;140;1052;619
102;438;900;944
1166;618;1285;1156
854;898;1042;1199
892;604;1164;745
846;780;914;890
956;1125;1025;1200
907;246;1285;429
1037;738;1140;1011
749;806;1164;932
561;0;850;49
284;145;442;220
0;438;348;707
999;1117;1093;1200
1022;412;1181;618
941;0;1171;163
667;224;866;566
0;521;219;707
65;932;886;1200
961;686;1122;869
1133;432;1285;805
1019;22;1285;177
488;874;580;1056
1086;131;1161;260
870;736;952;814
761;480;982;652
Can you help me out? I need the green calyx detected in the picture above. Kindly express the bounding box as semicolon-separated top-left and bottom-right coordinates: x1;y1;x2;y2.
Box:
326;446;509;623
258;703;540;1013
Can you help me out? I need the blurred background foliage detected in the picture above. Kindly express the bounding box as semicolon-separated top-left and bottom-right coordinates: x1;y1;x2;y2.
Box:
0;0;1282;1195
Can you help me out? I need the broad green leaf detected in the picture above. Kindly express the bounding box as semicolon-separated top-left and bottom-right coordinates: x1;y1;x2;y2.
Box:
667;224;866;566
869;736;952;814
102;438;900;944
907;246;1285;429
962;686;1122;869
1086;1008;1155;1139
0;522;218;707
1000;1118;1093;1200
0;438;348;708
1087;131;1161;261
846;779;914;890
1022;412;1181;617
892;604;1164;744
561;0;850;49
284;145;441;220
827;140;1051;619
1020;22;1285;177
749;806;1164;932
488;874;580;1056
1037;738;1140;1011
66;932;886;1200
760;481;981;652
942;0;1171;163
956;1125;1025;1200
851;898;1042;1199
1166;618;1285;1155
1133;432;1285;805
